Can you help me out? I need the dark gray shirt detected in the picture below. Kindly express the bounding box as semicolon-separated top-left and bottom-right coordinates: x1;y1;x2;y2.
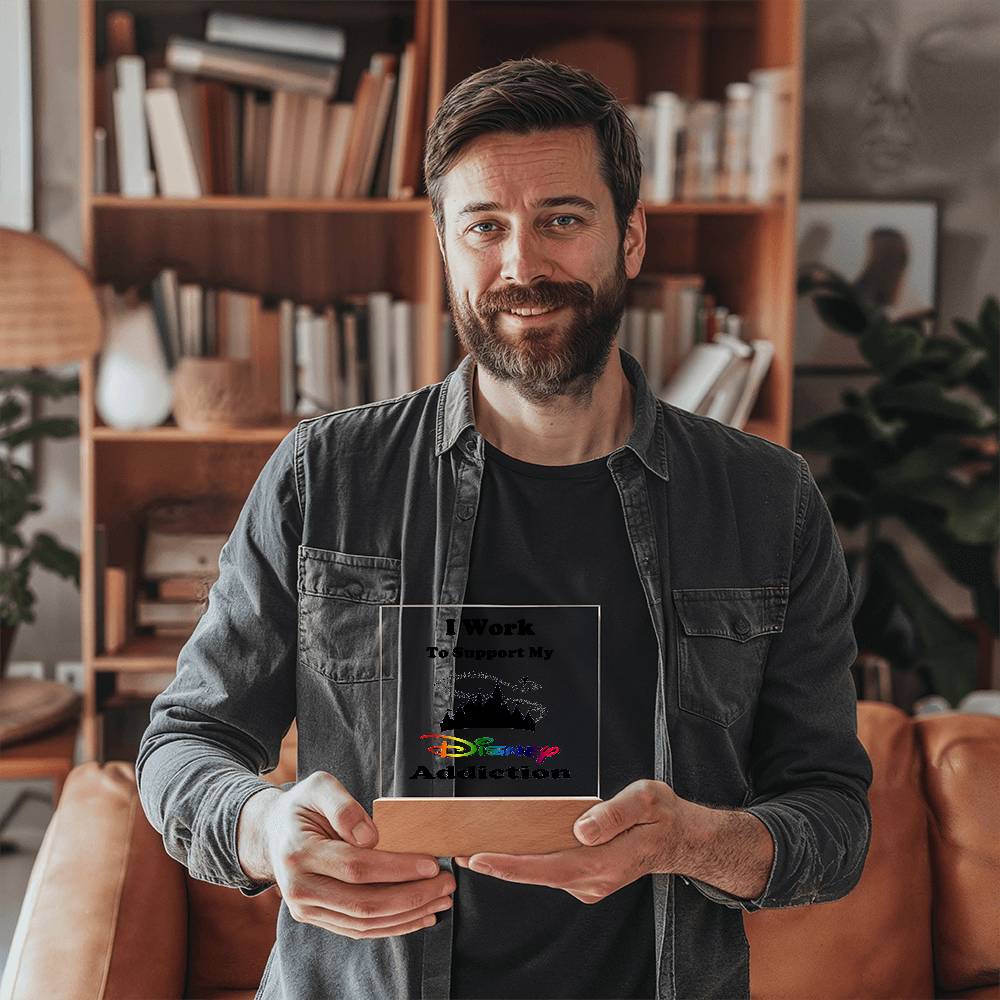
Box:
136;346;873;1000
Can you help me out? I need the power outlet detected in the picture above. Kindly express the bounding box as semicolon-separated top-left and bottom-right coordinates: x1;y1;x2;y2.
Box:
7;660;45;681
55;661;86;693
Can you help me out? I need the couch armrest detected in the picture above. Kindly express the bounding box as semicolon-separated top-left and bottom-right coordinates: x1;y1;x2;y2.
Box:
0;761;188;1000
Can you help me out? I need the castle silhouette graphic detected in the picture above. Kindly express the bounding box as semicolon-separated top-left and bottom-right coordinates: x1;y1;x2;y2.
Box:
441;682;537;732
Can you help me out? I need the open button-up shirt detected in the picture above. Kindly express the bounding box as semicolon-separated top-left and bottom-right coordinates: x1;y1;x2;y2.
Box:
136;346;873;1000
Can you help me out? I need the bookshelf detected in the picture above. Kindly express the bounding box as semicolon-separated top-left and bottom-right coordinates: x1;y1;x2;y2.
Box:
77;0;803;760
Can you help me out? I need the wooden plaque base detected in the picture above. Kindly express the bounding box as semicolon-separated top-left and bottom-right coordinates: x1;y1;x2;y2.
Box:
372;796;601;857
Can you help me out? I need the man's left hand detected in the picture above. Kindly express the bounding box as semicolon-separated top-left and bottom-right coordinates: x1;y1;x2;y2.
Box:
453;779;693;903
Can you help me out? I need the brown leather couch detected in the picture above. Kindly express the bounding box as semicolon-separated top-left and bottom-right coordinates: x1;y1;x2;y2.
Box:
2;702;998;1000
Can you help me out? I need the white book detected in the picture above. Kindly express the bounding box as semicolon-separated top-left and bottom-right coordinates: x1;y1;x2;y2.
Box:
294;305;321;415
747;68;792;204
728;340;775;430
114;56;155;196
205;11;346;63
278;299;296;415
144;88;201;197
648;91;681;203
318;102;355;199
645;308;666;395
310;310;333;408
391;299;413;396
701;357;751;422
367;291;394;401
658;342;735;413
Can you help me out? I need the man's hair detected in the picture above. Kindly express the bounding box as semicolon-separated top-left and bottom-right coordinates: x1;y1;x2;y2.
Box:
423;57;642;245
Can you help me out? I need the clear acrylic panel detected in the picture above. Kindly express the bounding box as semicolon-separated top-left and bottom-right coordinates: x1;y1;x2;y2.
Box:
378;604;601;801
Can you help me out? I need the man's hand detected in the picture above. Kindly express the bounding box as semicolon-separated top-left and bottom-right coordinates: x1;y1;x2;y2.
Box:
236;771;456;938
454;778;691;904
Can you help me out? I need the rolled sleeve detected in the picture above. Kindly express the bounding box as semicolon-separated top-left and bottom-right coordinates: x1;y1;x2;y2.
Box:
688;456;873;913
135;424;303;895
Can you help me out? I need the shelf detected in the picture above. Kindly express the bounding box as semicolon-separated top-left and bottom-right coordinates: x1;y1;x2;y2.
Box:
92;421;299;443
92;195;431;214
90;194;777;217
95;635;185;672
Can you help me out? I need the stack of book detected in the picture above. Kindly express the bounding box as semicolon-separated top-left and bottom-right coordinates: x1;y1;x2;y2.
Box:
97;9;427;199
626;68;794;204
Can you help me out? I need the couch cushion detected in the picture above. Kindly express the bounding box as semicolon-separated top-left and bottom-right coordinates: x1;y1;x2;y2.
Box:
918;712;1000;995
746;701;935;999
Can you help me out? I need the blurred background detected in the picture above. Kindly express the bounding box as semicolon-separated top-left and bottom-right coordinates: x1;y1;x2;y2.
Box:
1;0;998;979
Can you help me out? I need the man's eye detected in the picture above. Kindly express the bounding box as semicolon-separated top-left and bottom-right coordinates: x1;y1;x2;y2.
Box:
470;222;498;234
551;215;579;227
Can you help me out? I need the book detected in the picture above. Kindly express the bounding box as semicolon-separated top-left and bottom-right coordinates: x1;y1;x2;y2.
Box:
113;56;155;196
104;566;130;653
658;341;735;413
166;37;341;99
727;340;774;429
144;88;202;197
205;11;346;64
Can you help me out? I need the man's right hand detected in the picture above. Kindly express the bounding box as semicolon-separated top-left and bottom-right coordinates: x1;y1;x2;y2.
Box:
236;771;455;939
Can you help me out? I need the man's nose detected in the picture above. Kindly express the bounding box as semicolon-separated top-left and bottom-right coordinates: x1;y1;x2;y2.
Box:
500;226;554;287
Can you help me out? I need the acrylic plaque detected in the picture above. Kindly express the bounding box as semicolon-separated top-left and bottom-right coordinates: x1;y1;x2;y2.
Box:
371;604;602;857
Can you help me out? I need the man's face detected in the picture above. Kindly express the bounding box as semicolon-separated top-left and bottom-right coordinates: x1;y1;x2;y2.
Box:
436;126;645;404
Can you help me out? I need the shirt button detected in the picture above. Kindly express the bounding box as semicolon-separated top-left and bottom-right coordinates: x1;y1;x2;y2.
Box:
465;440;477;454
347;582;363;598
458;504;475;520
734;617;751;638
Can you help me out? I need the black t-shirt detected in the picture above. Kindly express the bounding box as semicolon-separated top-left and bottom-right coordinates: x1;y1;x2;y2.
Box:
450;437;659;1000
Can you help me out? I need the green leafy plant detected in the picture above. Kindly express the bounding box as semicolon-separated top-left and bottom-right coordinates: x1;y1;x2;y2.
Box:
0;370;82;675
794;267;998;707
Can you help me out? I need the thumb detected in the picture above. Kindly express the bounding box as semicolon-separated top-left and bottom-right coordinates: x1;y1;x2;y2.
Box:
574;785;651;845
304;771;378;847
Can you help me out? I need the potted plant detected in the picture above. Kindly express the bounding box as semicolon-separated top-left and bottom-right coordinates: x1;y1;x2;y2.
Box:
794;268;998;709
0;369;82;676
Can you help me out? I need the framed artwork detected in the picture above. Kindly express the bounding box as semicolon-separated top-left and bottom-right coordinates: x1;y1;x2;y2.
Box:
794;198;941;373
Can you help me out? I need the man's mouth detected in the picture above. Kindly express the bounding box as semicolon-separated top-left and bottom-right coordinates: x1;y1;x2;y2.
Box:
499;305;566;321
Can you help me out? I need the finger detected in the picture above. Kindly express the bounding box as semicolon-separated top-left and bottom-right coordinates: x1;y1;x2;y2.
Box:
300;771;379;847
299;906;443;939
297;893;453;934
297;870;456;920
454;856;470;868
467;850;584;887
573;780;661;846
307;838;444;885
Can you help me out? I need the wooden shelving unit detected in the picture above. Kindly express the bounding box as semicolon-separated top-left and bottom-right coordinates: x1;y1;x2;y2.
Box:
78;0;803;760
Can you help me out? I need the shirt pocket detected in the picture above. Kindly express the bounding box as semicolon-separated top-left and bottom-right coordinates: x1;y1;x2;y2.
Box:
297;544;401;682
671;586;787;728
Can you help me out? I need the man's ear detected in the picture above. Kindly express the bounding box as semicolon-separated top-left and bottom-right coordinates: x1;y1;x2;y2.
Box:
624;200;647;280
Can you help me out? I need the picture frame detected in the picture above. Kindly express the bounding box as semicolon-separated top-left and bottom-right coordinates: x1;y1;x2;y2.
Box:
794;198;942;374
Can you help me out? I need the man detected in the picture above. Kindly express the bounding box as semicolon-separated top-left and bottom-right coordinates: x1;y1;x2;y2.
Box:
137;58;872;1000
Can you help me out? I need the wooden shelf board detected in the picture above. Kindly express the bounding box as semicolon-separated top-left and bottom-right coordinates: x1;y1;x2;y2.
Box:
90;194;777;217
92;421;298;443
95;635;184;671
91;195;431;214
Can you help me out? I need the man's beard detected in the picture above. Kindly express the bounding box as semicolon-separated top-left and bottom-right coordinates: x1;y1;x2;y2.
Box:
445;250;628;405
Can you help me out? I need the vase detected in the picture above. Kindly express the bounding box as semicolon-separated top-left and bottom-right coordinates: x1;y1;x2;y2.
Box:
95;302;173;429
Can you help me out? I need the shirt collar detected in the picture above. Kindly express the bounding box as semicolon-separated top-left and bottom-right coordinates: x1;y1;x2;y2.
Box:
434;346;669;482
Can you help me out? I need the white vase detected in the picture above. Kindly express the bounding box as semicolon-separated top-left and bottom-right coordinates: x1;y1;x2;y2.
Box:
95;302;173;430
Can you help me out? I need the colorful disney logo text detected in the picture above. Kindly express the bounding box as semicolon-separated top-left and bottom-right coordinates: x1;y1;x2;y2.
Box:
420;733;559;766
